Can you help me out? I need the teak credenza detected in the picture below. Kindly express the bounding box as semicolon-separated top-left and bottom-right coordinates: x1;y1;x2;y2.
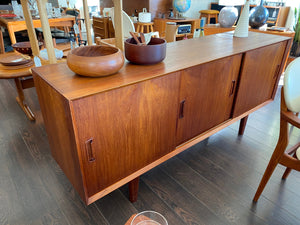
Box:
32;32;292;205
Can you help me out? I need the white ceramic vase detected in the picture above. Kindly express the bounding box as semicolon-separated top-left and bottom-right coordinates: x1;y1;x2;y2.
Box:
233;0;250;37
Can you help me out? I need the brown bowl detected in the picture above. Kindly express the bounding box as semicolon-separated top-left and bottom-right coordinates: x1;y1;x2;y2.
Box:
124;37;166;65
67;45;124;77
12;41;43;56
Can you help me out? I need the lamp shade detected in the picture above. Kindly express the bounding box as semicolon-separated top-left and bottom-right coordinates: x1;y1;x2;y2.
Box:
219;0;244;6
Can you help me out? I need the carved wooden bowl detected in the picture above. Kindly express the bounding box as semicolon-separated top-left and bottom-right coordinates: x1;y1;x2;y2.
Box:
67;45;124;77
12;41;43;56
124;37;166;65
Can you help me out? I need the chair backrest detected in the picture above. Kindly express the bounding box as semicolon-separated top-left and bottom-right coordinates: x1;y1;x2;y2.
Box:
110;7;135;39
284;57;300;113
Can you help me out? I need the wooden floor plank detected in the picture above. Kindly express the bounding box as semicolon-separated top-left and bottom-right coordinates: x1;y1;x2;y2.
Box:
178;141;299;225
119;179;187;225
0;150;16;225
94;189;137;225
6;133;66;224
161;157;266;225
142;167;229;225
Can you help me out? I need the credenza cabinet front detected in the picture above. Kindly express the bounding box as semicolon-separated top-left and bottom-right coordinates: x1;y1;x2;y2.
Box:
70;73;180;199
232;42;287;117
176;54;242;145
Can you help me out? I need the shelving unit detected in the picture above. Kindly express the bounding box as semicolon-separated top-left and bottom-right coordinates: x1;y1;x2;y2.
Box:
263;5;290;27
153;18;200;40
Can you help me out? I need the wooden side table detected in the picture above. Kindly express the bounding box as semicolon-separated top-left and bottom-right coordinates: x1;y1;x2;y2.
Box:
136;22;154;33
0;52;35;121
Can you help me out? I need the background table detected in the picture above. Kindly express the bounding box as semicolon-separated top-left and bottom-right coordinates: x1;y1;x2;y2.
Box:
0;52;35;120
0;15;78;45
0;50;68;121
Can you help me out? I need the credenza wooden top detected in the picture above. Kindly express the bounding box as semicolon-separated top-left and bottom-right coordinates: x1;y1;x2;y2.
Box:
32;31;291;101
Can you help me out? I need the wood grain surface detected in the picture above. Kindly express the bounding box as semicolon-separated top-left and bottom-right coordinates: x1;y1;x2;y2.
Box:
176;54;242;145
71;73;180;200
32;32;291;100
233;41;287;117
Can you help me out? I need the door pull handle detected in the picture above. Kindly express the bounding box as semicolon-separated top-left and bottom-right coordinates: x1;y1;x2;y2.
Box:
273;65;281;79
229;80;236;96
85;138;95;162
179;99;185;118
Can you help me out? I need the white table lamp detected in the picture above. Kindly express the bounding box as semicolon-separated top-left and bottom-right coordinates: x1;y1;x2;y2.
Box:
219;0;244;27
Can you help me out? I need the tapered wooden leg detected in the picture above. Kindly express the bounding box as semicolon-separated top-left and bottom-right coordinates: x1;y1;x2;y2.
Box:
253;119;288;202
14;78;35;121
282;147;299;179
282;167;292;180
238;116;249;135
129;177;139;203
0;29;4;54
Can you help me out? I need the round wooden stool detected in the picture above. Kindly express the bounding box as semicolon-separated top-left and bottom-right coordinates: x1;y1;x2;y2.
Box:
136;22;154;33
199;10;219;24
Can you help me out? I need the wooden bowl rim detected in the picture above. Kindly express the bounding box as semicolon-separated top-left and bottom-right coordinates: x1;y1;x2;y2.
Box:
12;41;43;48
125;37;166;47
69;45;121;58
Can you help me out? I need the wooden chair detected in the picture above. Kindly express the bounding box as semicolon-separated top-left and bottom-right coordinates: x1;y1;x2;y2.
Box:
253;57;300;202
110;7;135;39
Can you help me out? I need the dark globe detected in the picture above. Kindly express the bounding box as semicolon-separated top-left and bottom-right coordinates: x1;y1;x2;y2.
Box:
249;5;269;29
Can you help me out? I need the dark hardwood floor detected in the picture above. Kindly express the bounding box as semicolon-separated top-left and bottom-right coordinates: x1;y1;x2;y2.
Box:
1;78;300;225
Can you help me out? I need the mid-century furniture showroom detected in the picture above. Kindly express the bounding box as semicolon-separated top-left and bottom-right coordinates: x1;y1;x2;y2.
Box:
32;32;291;205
